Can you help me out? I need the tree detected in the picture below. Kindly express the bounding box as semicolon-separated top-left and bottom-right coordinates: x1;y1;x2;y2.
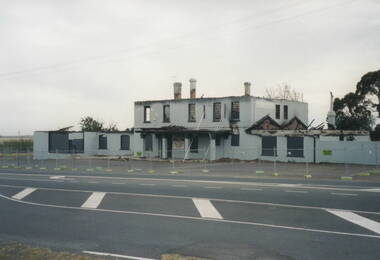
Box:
79;116;104;131
265;83;304;102
103;122;119;132
355;69;380;116
333;91;373;131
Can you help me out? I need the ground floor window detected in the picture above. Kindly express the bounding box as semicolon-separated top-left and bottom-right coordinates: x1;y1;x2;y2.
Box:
287;137;303;157
231;134;239;146
216;135;221;146
120;135;130;150
190;135;198;153
98;135;107;150
262;136;277;156
144;134;153;151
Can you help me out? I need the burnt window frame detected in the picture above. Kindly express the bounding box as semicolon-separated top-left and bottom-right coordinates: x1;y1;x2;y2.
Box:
231;101;240;121
275;104;281;119
120;135;130;150
188;103;196;122
144;106;151;123
284;105;288;120
163;104;170;123
213;102;222;122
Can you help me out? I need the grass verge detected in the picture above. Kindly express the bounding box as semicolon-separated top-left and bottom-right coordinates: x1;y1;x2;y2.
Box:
0;242;105;260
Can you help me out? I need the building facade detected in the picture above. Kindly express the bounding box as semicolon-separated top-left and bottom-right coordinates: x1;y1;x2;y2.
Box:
33;79;374;164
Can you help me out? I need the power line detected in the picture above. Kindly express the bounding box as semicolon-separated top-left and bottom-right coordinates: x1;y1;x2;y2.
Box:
0;0;313;80
0;0;357;81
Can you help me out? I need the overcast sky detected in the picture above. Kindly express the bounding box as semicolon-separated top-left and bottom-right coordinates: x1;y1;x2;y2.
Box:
1;0;379;135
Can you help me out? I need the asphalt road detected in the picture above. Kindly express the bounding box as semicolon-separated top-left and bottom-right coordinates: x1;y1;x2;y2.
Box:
0;171;380;259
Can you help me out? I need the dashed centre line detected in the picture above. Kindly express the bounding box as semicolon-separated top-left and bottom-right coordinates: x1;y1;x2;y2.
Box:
112;182;126;185
204;186;221;189
331;192;358;196
12;188;37;200
240;188;262;191
285;190;308;194
172;185;187;187
139;184;156;186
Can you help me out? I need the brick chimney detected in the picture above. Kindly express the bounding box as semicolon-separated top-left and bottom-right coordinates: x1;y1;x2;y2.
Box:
190;78;196;99
173;82;182;100
244;82;251;96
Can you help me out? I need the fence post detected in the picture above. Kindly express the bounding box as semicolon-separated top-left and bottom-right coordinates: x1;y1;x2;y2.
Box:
376;143;379;170
273;146;277;175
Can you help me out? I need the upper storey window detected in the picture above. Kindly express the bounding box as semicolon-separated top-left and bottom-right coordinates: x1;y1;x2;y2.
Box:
144;106;151;123
188;104;196;122
231;101;240;121
275;104;280;119
163;105;170;122
213;102;221;122
284;105;288;120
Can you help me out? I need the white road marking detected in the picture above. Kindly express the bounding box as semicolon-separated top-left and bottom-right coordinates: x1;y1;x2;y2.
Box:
360;188;380;193
192;198;223;219
172;184;187;187
326;209;380;235
139;183;155;186
331;192;357;196
81;192;106;209
83;250;157;260
285;190;308;194
12;188;37;200
112;182;126;185
1;172;380;193
49;176;65;180
240;188;262;191
0;183;379;216
204;186;221;189
2;193;379;239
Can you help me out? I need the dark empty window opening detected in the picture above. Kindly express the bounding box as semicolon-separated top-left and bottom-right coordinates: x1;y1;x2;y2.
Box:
275;105;280;119
231;101;240;121
49;132;69;153
287;137;304;157
189;104;196;122
203;105;206;119
190;135;198;153
144;106;151;123
284;105;288;120
224;104;227;119
216;135;221;146
120;135;130;150
231;134;240;146
99;135;107;150
144;134;153;151
262;136;277;156
213;102;221;121
163;105;170;123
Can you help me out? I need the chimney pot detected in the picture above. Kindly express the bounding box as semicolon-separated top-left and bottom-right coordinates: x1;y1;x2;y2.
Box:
244;82;251;96
190;78;197;99
173;82;182;100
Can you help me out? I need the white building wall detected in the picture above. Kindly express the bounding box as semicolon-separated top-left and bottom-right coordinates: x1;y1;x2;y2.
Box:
33;131;49;159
